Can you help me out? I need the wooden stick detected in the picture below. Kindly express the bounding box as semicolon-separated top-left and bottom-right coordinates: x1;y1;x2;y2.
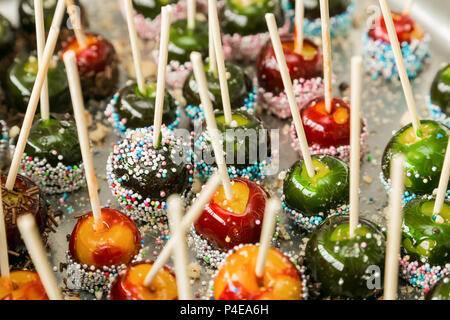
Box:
255;198;282;278
187;0;196;30
378;0;421;137
349;56;362;238
167;195;192;300
319;0;333;114
144;173;222;287
384;154;405;300
294;0;304;54
190;52;233;199
63;51;102;226
434;138;450;214
17;214;63;300
124;0;145;93
402;0;414;16
66;0;87;48
0;181;9;278
153;5;172;147
208;0;217;76
208;0;232;124
265;13;315;178
5;0;66;191
34;0;50;121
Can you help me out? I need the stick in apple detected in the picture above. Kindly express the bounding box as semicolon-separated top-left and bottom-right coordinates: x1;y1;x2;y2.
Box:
383;154;405;300
153;5;172;147
294;0;304;54
402;0;414;16
5;0;66;191
143;173;222;287
34;0;50;121
17;214;63;300
255;198;282;278
63;50;102;227
66;0;87;48
167;195;192;300
319;0;333;114
433;138;450;214
208;0;232;124
378;0;421;137
190;51;233;199
124;0;145;93
349;56;363;238
265;13;315;178
208;0;217;76
188;0;196;30
0;174;9;279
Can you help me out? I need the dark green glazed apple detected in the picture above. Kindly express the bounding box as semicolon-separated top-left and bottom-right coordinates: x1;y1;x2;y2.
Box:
402;198;450;266
168;19;208;64
25;114;81;167
5;54;71;113
283;155;349;217
0;14;15;61
132;0;177;20
220;0;285;36
289;0;351;20
430;64;450;116
183;62;252;109
116;82;178;130
305;215;386;299
198;110;269;170
382;120;449;195
426;275;450;300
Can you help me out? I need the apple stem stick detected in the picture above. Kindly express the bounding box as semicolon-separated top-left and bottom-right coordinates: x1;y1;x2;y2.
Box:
208;0;217;76
5;0;66;191
66;0;87;48
402;0;414;16
319;0;333;114
34;0;50;121
17;214;63;300
153;5;172;148
349;56;362;238
383;154;405;300
124;0;145;93
0;177;9;279
208;0;232;124
379;0;421;137
294;0;304;54
255;198;282;278
167;195;192;300
144;173;222;287
266;13;315;178
433;138;450;214
188;0;196;30
63;51;102;227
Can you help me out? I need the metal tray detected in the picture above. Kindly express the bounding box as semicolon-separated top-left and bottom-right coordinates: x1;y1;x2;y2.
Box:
1;0;448;300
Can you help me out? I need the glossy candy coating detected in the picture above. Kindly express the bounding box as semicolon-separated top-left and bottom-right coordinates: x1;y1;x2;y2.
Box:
194;178;268;251
368;12;423;44
382;120;449;195
430;64;450;116
425;275;450;300
402;198;450;266
283;155;349;217
213;246;304;300
305;215;386;299
132;0;177;20
69;208;141;269
109;262;178;300
0;271;48;300
168;19;208;64
0;14;15;59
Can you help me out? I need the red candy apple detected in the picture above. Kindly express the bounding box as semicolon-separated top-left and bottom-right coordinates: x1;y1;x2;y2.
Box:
69;208;141;269
301;96;354;148
108;262;178;300
0;271;48;300
60;32;116;74
369;12;423;44
257;34;323;95
194;178;268;251
213;246;304;300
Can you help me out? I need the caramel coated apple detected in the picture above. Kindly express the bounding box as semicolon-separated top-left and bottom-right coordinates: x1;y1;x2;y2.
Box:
69;208;141;269
194;178;268;251
0;271;48;300
214;246;304;300
108;262;178;300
